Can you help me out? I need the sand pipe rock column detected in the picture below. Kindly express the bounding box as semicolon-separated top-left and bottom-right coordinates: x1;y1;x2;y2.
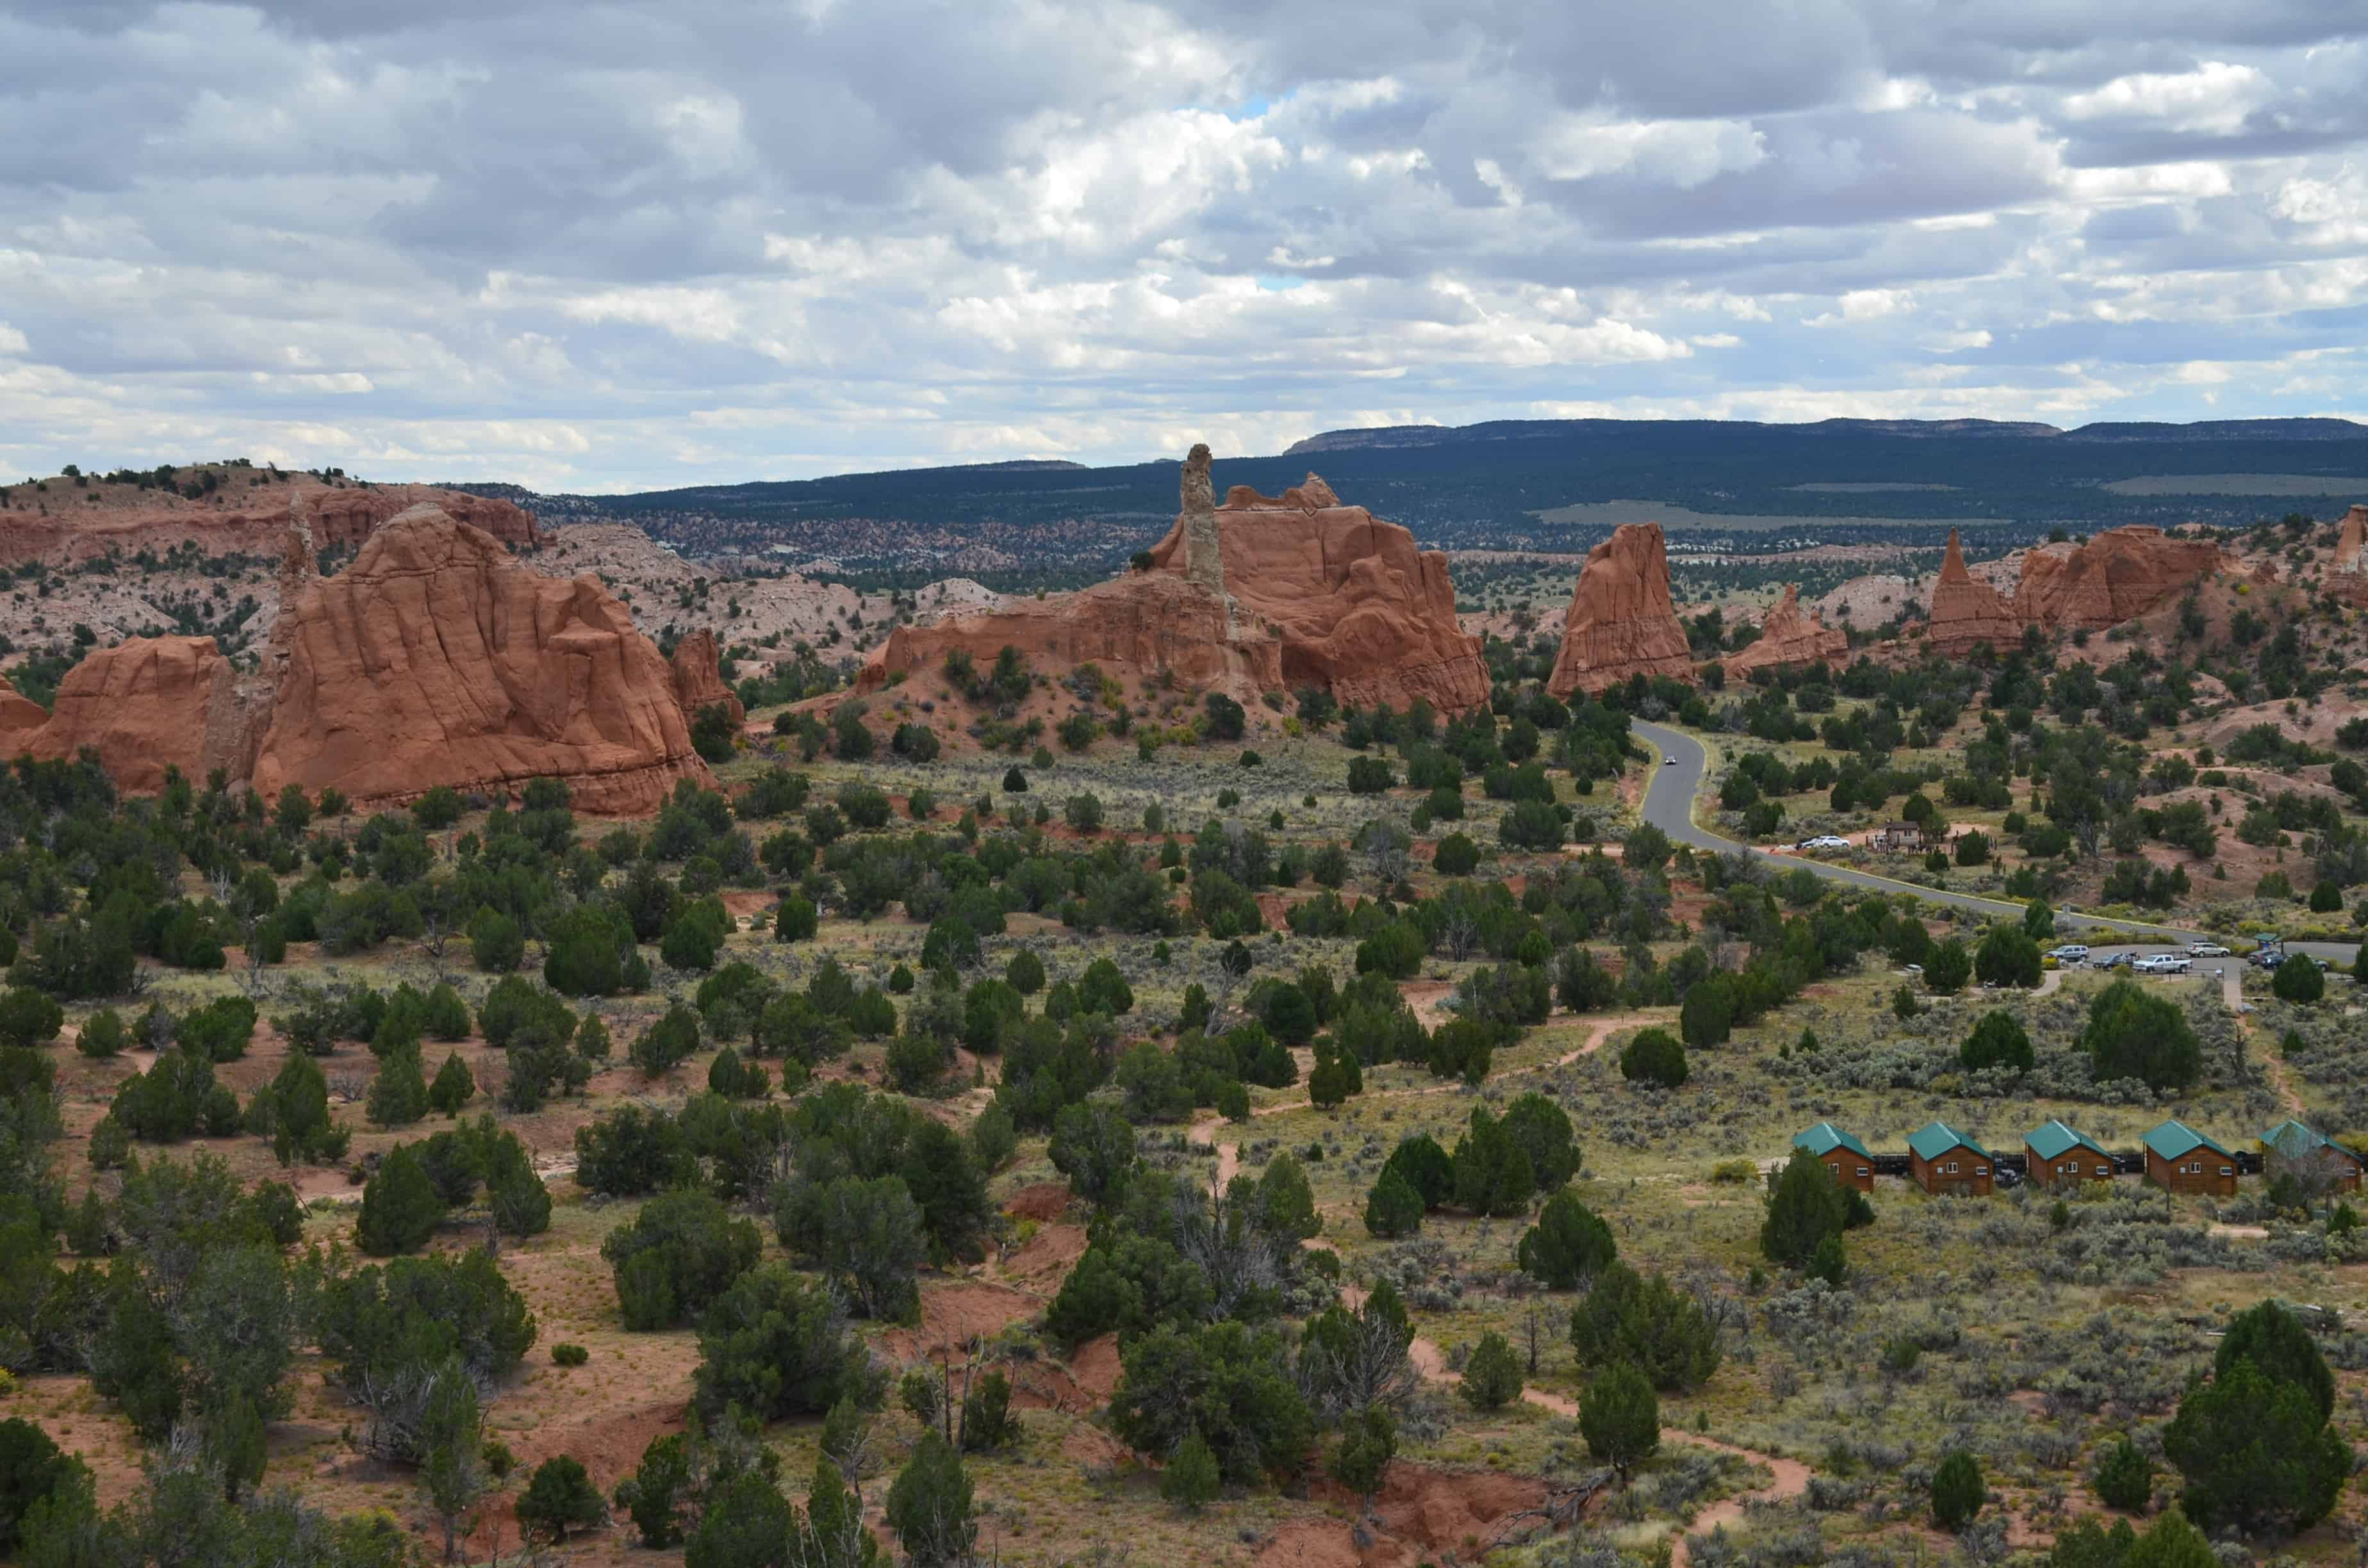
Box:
1180;443;1232;628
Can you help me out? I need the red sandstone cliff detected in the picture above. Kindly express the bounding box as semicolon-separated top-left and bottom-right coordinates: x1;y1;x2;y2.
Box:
2012;525;2223;630
1725;584;1846;678
247;505;712;814
0;637;244;793
854;454;1484;716
1921;529;2023;657
1545;523;1695;698
1139;472;1490;714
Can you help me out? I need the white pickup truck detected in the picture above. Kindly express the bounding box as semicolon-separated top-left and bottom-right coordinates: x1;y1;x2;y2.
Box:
2133;953;2192;976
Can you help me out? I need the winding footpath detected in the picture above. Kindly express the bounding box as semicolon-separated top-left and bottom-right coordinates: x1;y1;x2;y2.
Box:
1339;1287;1807;1567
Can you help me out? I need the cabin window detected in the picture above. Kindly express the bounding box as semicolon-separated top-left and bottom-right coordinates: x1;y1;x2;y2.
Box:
2094;1164;2109;1176
1855;1167;1868;1177
2219;1166;2232;1177
1975;1166;1989;1177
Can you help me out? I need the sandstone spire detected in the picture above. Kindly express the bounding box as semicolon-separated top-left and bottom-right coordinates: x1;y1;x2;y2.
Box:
1923;528;2021;656
1725;584;1846;678
1180;443;1227;601
1545;523;1695;697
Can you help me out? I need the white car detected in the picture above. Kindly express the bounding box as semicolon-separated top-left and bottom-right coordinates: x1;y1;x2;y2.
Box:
2133;954;2191;975
2185;942;2230;958
1805;835;1852;850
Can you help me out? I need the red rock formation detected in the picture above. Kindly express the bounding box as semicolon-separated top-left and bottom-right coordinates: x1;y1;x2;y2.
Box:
670;629;746;727
1545;523;1695;697
1140;470;1488;713
0;636;243;792
2333;504;2367;606
249;505;713;814
1922;529;2023;656
857;571;1285;703
1725;584;1847;678
2012;525;2223;630
0;477;538;566
0;674;47;736
853;457;1485;715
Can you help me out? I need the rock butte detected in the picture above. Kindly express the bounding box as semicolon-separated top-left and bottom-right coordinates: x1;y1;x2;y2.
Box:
1921;528;2024;657
1546;522;1695;697
249;505;717;815
1724;584;1847;678
0;477;539;566
857;450;1487;714
0;504;720;814
2012;525;2224;630
0;635;243;794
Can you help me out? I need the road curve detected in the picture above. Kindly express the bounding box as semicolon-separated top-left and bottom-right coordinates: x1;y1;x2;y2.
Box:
1629;718;2361;964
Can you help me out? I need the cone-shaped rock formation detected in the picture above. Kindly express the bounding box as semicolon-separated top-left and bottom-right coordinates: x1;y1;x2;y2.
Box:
1545;523;1695;697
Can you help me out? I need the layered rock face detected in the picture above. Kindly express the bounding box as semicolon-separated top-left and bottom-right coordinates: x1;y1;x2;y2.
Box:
0;478;538;566
855;455;1486;715
857;571;1285;702
1725;584;1847;678
669;629;746;727
247;505;714;814
1142;468;1489;713
0;637;243;793
1921;530;2023;656
2012;525;2223;630
1545;523;1695;698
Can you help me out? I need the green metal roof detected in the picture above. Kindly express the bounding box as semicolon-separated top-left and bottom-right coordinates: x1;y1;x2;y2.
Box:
2261;1120;2364;1165
1794;1122;1873;1162
2026;1119;2109;1163
2143;1118;2232;1163
1908;1120;1989;1162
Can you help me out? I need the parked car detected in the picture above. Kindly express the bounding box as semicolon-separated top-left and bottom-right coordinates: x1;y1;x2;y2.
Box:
2253;949;2287;969
2047;945;2090;964
2093;951;2134;970
2133;953;2191;975
1797;835;1851;851
2186;942;2230;957
1663;756;1676;765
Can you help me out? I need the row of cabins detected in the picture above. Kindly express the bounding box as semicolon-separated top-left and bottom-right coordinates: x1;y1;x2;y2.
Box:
1792;1117;2367;1198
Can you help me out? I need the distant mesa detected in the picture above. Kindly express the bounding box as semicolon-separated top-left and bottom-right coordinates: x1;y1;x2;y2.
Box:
1545;522;1695;697
1725;584;1846;679
3;504;718;815
855;448;1488;715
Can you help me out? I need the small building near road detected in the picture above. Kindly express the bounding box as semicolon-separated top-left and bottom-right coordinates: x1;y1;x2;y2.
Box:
2144;1119;2237;1196
1871;821;1929;852
2260;1119;2365;1195
1794;1122;1875;1192
1908;1120;1993;1196
2025;1119;2115;1188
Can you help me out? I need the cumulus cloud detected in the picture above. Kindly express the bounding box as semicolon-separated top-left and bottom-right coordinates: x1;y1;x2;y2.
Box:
0;0;2363;487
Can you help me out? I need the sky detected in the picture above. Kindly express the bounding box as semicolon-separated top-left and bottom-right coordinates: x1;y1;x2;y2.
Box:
3;1;2367;493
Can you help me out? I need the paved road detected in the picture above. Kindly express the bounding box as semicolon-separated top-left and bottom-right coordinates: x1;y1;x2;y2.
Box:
1630;718;2361;967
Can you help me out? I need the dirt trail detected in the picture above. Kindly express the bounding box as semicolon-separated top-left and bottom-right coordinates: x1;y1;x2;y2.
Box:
1186;1116;1240;1188
1340;1283;1808;1565
2217;961;2306;1114
1552;1012;1669;1067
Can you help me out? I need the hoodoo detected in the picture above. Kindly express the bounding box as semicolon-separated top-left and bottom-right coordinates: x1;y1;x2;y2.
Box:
1725;584;1847;678
670;628;746;728
247;505;715;814
1545;522;1695;697
2333;503;2367;605
1921;529;2023;657
2012;525;2223;631
857;448;1487;715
